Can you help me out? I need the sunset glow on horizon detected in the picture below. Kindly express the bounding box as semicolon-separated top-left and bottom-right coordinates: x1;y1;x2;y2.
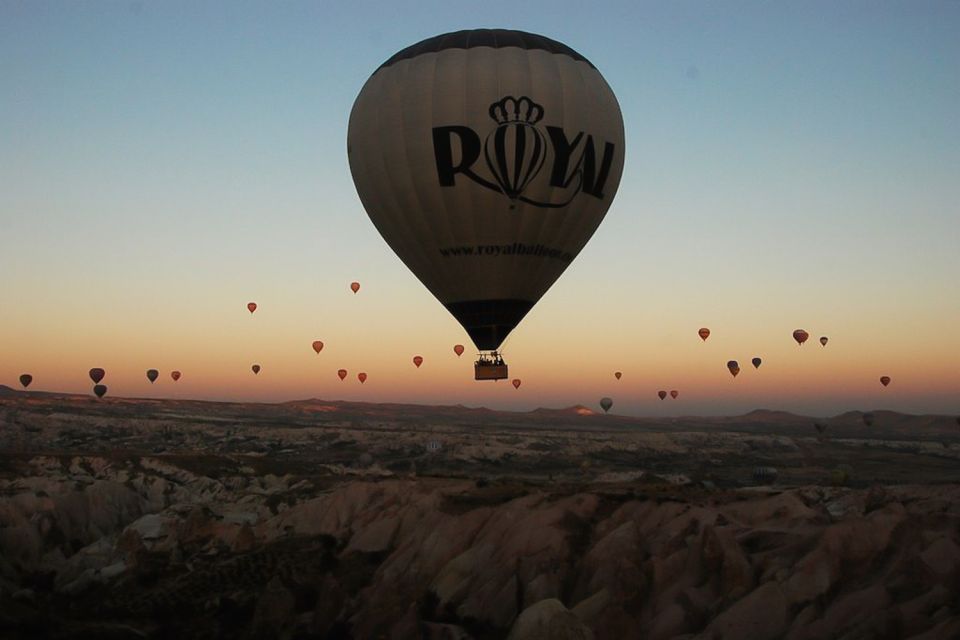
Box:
3;2;958;417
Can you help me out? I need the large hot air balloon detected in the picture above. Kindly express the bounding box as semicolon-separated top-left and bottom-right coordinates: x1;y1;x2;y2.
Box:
727;361;740;377
19;374;32;389
93;384;107;399
358;372;368;384
251;364;261;375
751;357;762;369
880;376;891;387
670;390;678;399
171;371;181;382
657;390;667;400
247;302;257;314
338;369;347;381
146;369;159;383
819;336;828;347
453;344;465;357
348;30;625;382
698;328;710;341
512;379;521;389
89;368;105;384
600;397;613;413
312;341;324;354
350;282;360;294
793;329;809;346
614;371;622;380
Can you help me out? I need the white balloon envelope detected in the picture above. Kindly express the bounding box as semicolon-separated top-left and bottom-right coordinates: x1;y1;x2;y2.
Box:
348;29;625;351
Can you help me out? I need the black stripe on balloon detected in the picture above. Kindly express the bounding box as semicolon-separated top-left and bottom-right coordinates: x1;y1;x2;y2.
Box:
444;298;535;351
518;129;545;194
377;30;596;71
512;124;526;193
489;127;511;197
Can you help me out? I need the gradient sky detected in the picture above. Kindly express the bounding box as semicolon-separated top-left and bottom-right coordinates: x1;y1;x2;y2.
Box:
2;1;958;416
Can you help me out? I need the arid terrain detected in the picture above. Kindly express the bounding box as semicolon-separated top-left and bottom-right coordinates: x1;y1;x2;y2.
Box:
1;386;959;639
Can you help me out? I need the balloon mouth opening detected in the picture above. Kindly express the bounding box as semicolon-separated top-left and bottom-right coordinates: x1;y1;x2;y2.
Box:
444;299;534;352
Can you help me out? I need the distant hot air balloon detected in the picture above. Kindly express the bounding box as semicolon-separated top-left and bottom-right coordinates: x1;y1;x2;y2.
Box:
348;30;625;360
656;390;665;400
670;390;678;399
819;336;828;347
413;356;423;368
171;371;181;382
312;341;324;354
727;361;740;378
793;329;809;346
251;364;261;375
453;344;465;357
89;368;105;384
614;371;622;380
338;369;347;381
512;379;521;389
600;397;613;413
698;328;710;341
93;384;107;399
752;357;762;369
146;369;159;383
862;413;875;426
350;282;360;294
19;374;32;389
880;376;891;387
247;302;257;314
358;372;368;384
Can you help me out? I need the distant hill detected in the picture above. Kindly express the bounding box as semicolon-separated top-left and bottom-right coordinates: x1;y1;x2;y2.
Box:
530;405;597;417
2;385;955;436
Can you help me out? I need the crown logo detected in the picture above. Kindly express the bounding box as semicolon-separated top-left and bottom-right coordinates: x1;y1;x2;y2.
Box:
488;96;544;126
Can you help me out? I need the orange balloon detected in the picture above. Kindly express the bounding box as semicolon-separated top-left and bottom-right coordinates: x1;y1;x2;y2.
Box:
670;390;678;399
657;390;667;400
727;360;740;377
880;376;891;387
171;371;181;382
251;364;261;375
614;371;622;380
512;379;521;389
312;340;324;354
413;355;423;368
350;282;360;294
338;369;347;380
358;372;367;384
247;302;257;314
793;329;809;345
453;344;465;357
698;328;710;341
